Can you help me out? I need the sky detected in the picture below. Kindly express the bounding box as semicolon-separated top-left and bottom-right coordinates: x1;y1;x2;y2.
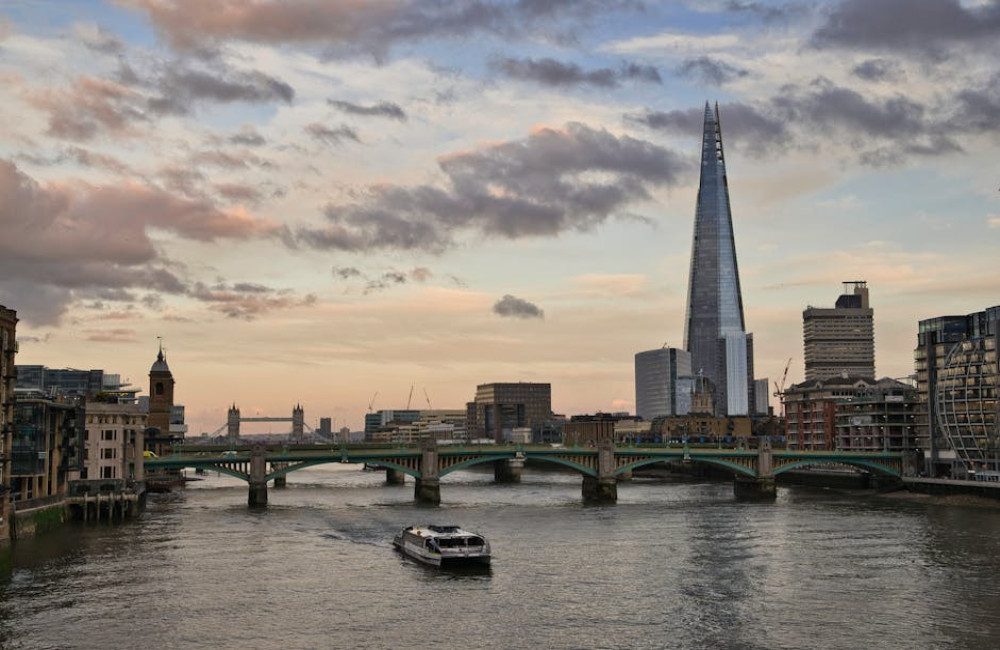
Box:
1;0;999;436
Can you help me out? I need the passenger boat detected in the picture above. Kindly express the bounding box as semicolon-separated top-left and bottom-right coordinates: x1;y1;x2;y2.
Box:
392;525;491;567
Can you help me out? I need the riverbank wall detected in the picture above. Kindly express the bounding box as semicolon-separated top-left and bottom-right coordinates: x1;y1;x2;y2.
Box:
11;496;68;541
902;477;1000;500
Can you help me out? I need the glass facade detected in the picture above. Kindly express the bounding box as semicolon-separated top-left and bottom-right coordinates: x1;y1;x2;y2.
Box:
683;103;753;415
634;347;692;420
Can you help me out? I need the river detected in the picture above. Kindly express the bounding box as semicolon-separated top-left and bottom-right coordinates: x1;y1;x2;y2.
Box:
2;465;1000;649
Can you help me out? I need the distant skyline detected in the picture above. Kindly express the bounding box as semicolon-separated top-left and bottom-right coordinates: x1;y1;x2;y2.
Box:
1;1;998;434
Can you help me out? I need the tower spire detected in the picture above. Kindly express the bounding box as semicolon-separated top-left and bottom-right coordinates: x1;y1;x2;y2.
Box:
683;101;753;416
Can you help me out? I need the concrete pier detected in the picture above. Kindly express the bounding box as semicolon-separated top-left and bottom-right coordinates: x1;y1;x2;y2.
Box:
582;439;618;503
494;458;524;483
248;447;268;506
582;476;618;503
414;478;441;505
386;468;406;484
415;439;440;505
733;477;776;500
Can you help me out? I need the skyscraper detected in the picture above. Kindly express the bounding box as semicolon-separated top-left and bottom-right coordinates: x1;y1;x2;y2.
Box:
803;281;874;381
634;347;692;420
683;102;754;416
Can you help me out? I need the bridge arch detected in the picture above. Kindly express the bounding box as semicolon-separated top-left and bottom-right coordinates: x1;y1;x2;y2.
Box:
615;456;757;479
771;459;900;478
438;453;598;478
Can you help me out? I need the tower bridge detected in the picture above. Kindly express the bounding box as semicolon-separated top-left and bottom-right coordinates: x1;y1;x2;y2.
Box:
210;404;313;443
146;440;909;507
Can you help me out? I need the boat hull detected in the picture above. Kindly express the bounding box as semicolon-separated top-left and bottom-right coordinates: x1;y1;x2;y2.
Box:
392;534;491;567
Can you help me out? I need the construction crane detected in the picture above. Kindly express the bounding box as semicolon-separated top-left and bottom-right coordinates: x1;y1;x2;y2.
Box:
773;357;792;399
423;388;432;410
406;385;414;410
368;391;378;413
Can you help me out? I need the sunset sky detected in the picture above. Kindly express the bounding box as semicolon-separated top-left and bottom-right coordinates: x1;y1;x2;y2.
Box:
2;1;998;435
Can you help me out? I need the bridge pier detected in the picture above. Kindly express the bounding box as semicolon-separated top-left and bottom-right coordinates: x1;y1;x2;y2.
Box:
248;447;268;507
494;458;523;483
386;468;406;484
734;440;776;500
582;439;618;503
415;439;440;505
582;476;618;503
414;478;441;505
272;462;288;488
733;477;776;500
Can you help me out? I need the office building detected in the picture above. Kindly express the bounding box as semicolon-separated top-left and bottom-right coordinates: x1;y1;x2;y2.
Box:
803;281;875;381
466;382;552;442
635;347;692;420
683;103;755;416
10;393;82;502
915;306;1000;478
753;377;770;415
1;305;17;545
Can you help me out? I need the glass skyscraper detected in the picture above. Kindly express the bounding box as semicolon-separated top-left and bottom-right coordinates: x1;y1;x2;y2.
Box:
683;103;754;416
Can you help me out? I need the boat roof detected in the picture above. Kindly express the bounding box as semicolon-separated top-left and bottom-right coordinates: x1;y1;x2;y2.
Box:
404;525;482;539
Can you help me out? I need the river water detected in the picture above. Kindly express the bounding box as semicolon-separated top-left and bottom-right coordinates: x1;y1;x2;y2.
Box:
2;465;1000;649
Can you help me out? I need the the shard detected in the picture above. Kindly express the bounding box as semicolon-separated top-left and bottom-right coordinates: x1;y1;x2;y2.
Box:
683;102;754;416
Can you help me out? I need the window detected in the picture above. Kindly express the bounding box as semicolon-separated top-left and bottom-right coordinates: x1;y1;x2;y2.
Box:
156;382;164;395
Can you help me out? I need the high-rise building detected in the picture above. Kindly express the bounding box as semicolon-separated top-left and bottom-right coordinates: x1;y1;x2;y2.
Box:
915;305;1000;478
803;281;875;381
683;102;754;416
1;305;18;546
753;377;770;415
634;347;692;420
466;382;552;442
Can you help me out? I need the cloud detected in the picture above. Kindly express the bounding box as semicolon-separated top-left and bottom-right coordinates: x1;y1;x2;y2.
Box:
332;266;363;280
988;216;1000;229
229;125;266;146
0;158;280;325
327;99;407;121
491;56;660;88
214;183;263;203
17;146;135;176
122;0;642;56
629;79;989;164
331;266;434;294
811;0;1000;59
305;122;360;145
74;23;126;54
493;294;544;319
676;56;749;86
189;281;317;319
851;58;904;82
299;122;690;253
26;56;295;141
627;101;790;153
723;1;811;23
83;328;139;343
28;76;148;140
147;67;294;114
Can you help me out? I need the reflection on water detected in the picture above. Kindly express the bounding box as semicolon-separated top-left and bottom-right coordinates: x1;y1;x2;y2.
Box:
3;465;1000;649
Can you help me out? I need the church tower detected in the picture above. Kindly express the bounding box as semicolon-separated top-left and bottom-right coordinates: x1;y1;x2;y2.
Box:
147;342;175;455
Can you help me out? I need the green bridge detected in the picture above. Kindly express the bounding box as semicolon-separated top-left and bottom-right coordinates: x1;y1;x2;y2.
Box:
145;440;910;506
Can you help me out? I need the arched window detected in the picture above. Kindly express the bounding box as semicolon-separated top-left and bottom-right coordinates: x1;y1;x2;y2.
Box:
156;382;164;395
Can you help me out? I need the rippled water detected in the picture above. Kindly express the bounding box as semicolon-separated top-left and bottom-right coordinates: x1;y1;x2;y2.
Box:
3;465;1000;649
